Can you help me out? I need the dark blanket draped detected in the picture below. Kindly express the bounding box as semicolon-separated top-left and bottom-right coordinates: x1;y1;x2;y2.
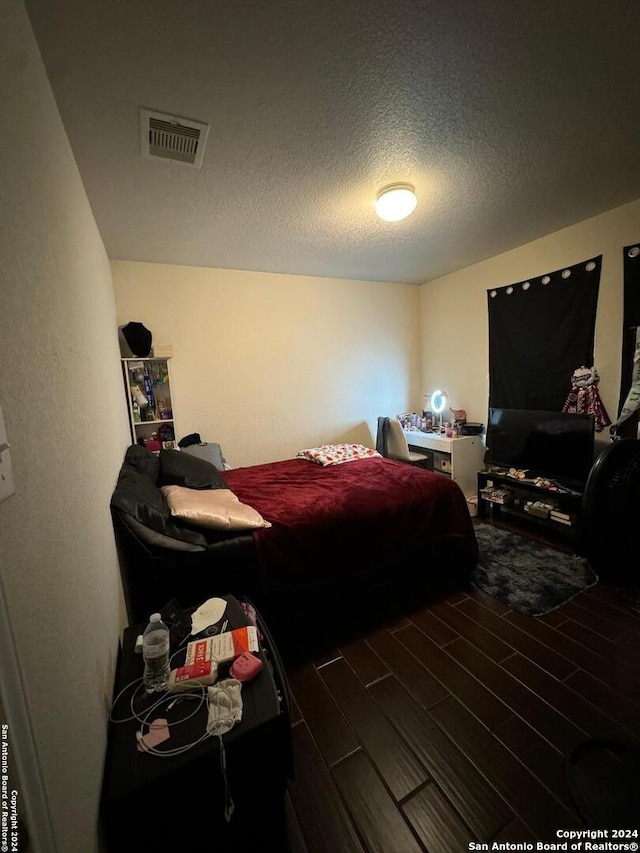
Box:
223;456;478;591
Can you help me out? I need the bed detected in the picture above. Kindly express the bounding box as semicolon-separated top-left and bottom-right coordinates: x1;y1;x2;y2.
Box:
111;445;478;624
223;454;478;595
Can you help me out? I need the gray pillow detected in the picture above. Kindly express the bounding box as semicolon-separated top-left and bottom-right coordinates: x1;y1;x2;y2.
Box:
181;442;226;471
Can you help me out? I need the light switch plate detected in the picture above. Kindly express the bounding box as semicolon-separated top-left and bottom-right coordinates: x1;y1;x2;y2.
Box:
0;406;16;503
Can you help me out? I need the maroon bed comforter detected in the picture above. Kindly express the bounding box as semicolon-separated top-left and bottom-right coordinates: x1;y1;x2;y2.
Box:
223;456;478;591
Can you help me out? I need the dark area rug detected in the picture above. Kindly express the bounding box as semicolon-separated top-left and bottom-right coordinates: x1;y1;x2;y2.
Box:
472;521;598;616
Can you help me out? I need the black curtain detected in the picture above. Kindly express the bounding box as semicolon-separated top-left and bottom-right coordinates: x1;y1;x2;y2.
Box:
615;243;640;438
488;256;601;411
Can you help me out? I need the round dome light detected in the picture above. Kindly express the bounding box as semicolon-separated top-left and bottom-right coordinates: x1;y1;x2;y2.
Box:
375;183;417;222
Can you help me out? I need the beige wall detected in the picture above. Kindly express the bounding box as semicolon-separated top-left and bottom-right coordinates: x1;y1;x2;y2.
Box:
420;197;640;449
112;262;422;465
111;198;640;469
0;2;130;851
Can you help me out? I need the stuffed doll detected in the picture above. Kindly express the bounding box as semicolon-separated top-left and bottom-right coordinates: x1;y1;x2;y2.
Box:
562;366;611;432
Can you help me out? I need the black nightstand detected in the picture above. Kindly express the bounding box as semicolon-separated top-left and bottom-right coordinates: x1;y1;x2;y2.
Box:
100;595;292;852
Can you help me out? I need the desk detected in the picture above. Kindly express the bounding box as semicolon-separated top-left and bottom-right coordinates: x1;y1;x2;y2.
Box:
101;595;292;852
402;430;486;498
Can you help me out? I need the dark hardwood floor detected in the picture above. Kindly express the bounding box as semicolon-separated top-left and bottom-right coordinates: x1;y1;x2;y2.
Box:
276;563;640;852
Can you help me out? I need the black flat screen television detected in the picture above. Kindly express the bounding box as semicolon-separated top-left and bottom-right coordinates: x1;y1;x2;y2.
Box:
487;408;596;488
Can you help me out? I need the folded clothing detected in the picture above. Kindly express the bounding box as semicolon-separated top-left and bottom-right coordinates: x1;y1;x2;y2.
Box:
207;679;243;736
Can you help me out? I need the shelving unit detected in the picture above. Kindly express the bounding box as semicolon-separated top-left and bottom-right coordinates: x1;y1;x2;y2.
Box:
403;430;486;498
477;469;584;550
122;357;176;450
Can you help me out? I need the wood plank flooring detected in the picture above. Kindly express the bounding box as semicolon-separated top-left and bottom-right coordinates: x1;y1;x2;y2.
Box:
276;568;640;852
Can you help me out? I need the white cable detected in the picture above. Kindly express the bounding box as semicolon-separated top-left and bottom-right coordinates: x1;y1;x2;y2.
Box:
133;689;237;760
109;645;233;768
111;679;223;759
137;688;207;733
108;643;238;825
110;677;208;728
109;677;145;723
136;730;212;757
110;644;220;725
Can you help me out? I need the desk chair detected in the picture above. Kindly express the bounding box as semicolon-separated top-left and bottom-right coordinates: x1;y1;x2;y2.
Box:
378;417;431;469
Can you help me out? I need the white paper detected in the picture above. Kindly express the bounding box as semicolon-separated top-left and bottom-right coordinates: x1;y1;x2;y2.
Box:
190;597;227;635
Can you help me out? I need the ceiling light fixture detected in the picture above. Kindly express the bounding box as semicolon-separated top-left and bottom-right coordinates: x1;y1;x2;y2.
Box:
375;183;418;222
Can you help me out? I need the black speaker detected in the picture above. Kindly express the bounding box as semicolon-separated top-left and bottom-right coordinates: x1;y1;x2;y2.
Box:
460;423;484;435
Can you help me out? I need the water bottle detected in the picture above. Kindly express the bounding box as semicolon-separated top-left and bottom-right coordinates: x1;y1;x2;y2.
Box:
142;613;170;693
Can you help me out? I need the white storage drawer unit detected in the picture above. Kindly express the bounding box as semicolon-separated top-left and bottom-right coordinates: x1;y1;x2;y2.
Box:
433;452;452;474
403;430;485;498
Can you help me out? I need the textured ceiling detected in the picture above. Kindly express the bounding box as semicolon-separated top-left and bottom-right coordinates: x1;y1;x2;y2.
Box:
25;0;640;284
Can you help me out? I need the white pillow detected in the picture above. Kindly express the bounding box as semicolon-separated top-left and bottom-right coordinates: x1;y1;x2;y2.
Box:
296;444;382;466
161;486;271;531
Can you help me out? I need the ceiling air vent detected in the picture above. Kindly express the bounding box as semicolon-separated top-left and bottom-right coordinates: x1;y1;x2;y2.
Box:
140;108;209;168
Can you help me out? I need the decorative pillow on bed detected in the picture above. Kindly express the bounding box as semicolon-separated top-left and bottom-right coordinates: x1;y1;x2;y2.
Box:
159;449;227;490
160;485;271;530
296;444;382;466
